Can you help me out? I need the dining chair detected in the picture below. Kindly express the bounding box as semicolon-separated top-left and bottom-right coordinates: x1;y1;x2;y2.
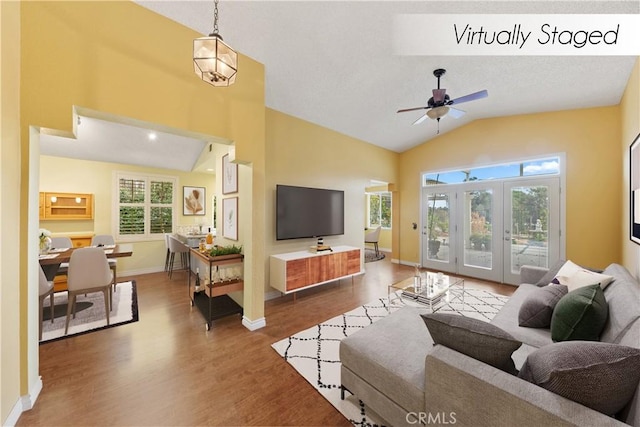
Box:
168;235;190;279
364;226;382;257
64;247;112;335
164;233;172;272
91;234;117;293
39;265;55;341
50;236;73;275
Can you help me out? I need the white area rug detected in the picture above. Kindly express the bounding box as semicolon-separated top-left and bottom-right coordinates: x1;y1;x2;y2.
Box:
41;281;139;343
271;288;509;426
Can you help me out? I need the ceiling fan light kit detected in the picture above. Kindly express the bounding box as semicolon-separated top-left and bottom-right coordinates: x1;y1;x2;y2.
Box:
193;0;237;87
398;68;488;134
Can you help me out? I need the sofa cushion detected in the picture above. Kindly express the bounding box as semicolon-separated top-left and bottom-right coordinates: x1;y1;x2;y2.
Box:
600;263;640;344
340;307;431;413
534;259;568;286
518;341;640;416
550;284;608;342
518;284;568;328
535;259;613;290
556;269;614;292
421;313;521;374
491;284;555;348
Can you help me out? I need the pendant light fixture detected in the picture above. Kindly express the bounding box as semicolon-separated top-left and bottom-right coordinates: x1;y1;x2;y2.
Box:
193;0;237;87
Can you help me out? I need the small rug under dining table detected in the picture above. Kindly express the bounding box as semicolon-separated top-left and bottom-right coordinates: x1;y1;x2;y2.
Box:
40;280;139;343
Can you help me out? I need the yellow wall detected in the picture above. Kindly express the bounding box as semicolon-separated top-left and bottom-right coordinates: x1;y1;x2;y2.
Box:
398;106;621;270
17;0;265;413
621;58;640;275
264;108;399;292
1;1;23;422
39;155;216;274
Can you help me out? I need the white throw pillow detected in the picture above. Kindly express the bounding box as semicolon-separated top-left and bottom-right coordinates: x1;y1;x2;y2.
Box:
554;260;583;279
556;269;614;292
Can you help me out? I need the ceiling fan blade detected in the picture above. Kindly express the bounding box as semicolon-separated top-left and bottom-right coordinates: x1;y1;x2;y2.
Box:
449;90;488;106
412;114;428;125
397;106;428;113
448;107;466;119
432;88;446;104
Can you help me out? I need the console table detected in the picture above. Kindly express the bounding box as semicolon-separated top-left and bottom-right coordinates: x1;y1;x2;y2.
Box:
189;249;244;330
270;245;362;298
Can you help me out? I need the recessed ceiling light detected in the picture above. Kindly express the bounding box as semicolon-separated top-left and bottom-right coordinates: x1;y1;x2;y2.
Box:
148;132;157;141
206;168;214;172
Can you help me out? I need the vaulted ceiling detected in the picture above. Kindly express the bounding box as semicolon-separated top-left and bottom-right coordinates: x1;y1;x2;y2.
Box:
41;1;639;171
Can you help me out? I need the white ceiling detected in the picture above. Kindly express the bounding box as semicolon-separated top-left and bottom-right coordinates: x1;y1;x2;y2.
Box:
41;1;640;171
40;115;210;172
137;0;638;153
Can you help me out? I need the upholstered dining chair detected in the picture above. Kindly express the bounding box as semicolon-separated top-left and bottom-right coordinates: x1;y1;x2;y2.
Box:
164;233;172;272
39;265;55;341
65;247;112;335
364;226;382;257
167;235;190;279
91;234;117;293
50;236;73;275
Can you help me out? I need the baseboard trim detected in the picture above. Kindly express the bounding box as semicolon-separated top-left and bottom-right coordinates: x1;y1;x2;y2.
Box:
4;376;43;426
23;376;43;410
4;398;22;427
242;316;266;331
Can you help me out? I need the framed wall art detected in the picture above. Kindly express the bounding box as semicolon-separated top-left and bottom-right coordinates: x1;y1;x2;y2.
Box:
630;134;640;245
222;197;238;240
222;153;238;194
184;186;206;216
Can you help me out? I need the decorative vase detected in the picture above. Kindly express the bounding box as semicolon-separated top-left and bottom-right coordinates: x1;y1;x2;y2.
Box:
39;236;52;255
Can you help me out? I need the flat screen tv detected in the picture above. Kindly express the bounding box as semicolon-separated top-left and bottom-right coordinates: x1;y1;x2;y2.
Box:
276;184;345;240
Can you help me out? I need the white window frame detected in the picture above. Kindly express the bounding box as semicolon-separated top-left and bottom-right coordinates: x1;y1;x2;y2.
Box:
367;191;392;229
112;171;177;242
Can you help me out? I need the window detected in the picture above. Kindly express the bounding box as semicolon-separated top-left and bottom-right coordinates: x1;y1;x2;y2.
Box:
367;192;392;229
115;172;176;240
423;157;561;186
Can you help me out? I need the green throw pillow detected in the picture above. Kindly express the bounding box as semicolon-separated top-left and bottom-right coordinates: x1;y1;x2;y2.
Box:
421;313;522;374
550;284;608;342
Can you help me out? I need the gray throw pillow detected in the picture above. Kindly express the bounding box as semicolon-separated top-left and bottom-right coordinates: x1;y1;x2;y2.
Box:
518;284;568;328
421;313;522;375
518;341;640;416
550;284;608;342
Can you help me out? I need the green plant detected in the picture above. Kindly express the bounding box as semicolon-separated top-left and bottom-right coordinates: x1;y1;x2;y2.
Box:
209;244;243;257
469;234;491;251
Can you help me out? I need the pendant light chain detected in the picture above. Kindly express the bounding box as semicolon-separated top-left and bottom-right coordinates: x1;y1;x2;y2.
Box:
213;0;219;35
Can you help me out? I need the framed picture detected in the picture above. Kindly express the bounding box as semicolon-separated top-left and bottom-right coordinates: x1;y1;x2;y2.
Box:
222;153;238;194
222;197;238;240
630;134;640;245
183;186;206;216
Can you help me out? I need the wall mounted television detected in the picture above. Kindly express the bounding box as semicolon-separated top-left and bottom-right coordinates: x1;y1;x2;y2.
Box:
276;184;345;240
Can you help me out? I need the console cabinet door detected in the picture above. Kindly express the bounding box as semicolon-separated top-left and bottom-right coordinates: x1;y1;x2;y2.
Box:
308;254;338;284
286;259;308;291
345;250;361;275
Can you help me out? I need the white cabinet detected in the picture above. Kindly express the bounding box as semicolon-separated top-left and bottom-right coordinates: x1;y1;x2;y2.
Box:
270;245;362;294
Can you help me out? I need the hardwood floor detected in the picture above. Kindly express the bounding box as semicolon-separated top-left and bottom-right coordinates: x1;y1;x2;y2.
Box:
19;254;515;426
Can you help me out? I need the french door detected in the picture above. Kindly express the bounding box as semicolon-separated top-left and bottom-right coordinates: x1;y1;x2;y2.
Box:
422;177;561;284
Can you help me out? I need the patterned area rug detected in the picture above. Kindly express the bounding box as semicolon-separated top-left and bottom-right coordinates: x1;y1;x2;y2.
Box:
364;249;385;263
271;288;509;426
40;281;139;344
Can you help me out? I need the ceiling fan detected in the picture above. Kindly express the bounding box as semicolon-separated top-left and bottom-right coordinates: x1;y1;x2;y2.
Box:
397;68;488;134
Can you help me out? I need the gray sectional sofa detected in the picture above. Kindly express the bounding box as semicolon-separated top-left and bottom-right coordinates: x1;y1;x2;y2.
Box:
339;263;640;426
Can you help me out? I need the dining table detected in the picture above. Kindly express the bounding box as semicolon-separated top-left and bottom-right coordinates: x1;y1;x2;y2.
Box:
38;244;134;282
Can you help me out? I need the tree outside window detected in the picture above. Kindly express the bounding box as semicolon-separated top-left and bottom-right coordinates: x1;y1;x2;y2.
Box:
368;192;391;228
